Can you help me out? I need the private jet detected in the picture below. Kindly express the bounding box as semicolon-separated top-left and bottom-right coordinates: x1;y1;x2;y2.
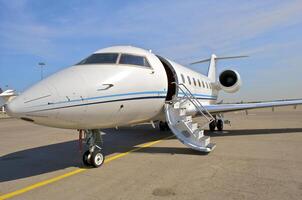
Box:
1;46;302;167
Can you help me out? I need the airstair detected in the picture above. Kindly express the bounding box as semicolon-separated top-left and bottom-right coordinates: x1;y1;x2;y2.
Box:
165;83;216;152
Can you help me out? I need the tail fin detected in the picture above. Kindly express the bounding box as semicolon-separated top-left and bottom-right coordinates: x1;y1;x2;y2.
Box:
190;55;248;82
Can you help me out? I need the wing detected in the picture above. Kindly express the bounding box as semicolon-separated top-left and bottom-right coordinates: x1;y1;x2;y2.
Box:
204;99;302;114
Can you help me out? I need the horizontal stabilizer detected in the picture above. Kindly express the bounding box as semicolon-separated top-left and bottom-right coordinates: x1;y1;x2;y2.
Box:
190;55;248;65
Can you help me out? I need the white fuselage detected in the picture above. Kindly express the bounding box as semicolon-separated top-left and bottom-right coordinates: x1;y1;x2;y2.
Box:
5;46;218;129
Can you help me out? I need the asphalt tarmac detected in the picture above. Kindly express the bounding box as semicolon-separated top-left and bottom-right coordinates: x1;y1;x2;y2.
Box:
0;106;302;200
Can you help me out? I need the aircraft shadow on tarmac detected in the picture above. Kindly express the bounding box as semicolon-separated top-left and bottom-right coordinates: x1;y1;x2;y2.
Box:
206;128;302;137
1;126;302;182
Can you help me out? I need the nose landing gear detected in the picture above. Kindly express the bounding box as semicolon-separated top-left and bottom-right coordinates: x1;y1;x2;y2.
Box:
80;129;105;168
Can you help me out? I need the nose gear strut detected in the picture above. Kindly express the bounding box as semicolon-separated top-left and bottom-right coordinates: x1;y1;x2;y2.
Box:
80;129;105;168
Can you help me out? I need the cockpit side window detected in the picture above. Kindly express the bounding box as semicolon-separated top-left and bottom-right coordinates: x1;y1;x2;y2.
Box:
181;74;185;83
119;54;150;67
77;53;118;65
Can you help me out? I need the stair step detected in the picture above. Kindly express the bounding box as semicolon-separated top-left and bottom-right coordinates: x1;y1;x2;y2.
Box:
171;107;186;117
164;95;216;153
207;143;216;151
173;102;181;109
199;136;210;147
183;115;192;122
193;129;204;139
178;108;187;116
175;121;187;131
189;122;198;131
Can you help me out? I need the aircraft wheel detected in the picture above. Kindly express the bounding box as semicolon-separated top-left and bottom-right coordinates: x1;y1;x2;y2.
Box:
217;119;223;131
159;121;170;131
164;122;170;131
209;121;216;131
83;150;92;166
159;121;166;131
90;150;105;168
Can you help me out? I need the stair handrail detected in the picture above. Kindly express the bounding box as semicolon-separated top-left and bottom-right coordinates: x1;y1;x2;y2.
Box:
172;82;215;122
177;86;212;122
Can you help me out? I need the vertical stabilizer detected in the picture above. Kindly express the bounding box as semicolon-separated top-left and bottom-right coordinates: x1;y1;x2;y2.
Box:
190;54;248;82
207;54;217;82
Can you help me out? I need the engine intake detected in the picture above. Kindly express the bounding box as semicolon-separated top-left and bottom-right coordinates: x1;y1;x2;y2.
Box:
218;70;241;93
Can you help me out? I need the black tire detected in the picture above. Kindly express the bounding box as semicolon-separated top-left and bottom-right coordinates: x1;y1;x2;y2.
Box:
82;150;92;166
159;121;165;131
164;122;170;131
209;121;216;131
90;150;105;168
217;119;223;131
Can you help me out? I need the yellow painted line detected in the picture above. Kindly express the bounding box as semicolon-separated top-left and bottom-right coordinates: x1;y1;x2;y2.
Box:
0;169;86;200
0;135;173;200
105;135;174;163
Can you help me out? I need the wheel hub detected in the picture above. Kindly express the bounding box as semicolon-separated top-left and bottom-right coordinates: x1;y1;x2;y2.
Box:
95;153;104;166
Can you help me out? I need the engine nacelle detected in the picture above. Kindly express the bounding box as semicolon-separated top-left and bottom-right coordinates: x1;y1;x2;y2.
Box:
218;69;241;93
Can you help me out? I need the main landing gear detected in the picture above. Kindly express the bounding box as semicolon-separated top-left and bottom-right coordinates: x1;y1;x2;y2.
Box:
81;129;105;168
209;118;224;131
159;121;170;131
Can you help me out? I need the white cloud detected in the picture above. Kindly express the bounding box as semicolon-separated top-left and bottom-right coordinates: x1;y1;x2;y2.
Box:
2;0;302;58
1;0;302;100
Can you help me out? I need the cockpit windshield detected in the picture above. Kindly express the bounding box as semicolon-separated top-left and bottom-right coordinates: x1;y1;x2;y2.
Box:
76;53;151;68
119;54;150;67
77;53;118;65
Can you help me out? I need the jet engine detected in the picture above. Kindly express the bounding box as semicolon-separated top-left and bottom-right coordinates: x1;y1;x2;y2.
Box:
218;69;241;93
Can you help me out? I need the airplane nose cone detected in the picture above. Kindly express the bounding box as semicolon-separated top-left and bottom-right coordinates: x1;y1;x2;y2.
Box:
5;80;56;119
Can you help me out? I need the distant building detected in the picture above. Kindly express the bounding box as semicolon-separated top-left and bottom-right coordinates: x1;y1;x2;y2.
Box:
0;87;4;113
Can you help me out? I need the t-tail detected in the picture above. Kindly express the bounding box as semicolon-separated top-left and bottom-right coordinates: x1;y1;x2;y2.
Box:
190;55;248;82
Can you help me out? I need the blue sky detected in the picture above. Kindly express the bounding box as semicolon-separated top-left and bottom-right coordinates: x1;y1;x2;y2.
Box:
0;0;302;102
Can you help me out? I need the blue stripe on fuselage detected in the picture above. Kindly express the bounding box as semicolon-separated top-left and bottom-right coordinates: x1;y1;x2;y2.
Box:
27;90;218;112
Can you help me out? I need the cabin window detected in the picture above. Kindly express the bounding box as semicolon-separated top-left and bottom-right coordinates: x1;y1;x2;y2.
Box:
202;81;205;88
206;82;209;89
193;78;196;86
119;54;150;67
181;74;185;83
198;79;201;87
77;53;119;65
187;76;191;85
